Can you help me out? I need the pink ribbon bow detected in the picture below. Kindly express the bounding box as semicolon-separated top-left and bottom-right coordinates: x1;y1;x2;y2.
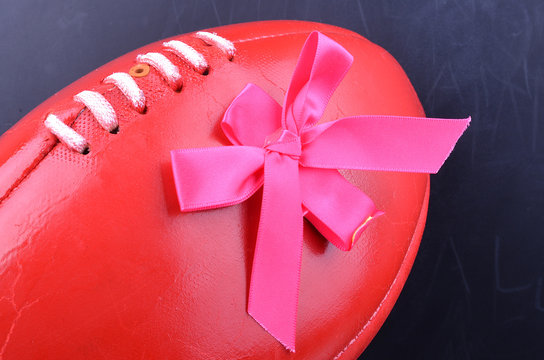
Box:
170;31;470;351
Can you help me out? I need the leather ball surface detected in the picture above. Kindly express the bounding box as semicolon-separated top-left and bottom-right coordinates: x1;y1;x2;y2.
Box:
0;21;428;359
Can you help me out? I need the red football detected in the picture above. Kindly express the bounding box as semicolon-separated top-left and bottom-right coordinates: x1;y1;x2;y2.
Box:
0;21;429;359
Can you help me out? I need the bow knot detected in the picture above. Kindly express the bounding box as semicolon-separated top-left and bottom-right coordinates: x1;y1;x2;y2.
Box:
264;129;301;159
170;31;470;351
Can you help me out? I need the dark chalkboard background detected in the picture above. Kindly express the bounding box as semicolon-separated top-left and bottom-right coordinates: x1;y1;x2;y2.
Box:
1;0;543;359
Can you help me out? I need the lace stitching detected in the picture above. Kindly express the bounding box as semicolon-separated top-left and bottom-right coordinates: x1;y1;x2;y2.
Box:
44;31;235;153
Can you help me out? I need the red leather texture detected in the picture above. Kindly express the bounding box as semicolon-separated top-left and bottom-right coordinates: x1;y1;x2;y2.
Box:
0;21;428;359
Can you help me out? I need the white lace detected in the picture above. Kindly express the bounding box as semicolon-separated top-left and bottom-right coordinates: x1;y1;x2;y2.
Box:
44;31;235;154
103;72;146;113
44;114;89;154
195;31;236;60
136;52;182;91
163;40;209;74
73;90;118;132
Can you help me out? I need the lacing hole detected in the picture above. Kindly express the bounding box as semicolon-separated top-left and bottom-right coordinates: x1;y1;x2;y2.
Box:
129;63;150;78
202;68;209;76
81;147;90;155
110;126;120;134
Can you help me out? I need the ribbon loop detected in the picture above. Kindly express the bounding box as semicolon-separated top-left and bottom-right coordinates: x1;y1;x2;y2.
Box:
222;84;282;147
170;30;470;351
282;31;354;133
300;167;381;251
170;146;264;211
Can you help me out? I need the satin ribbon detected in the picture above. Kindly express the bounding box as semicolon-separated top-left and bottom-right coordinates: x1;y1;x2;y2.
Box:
170;31;470;351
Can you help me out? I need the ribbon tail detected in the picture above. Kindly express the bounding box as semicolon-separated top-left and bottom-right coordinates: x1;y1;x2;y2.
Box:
247;153;302;352
301;115;471;173
300;167;383;251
